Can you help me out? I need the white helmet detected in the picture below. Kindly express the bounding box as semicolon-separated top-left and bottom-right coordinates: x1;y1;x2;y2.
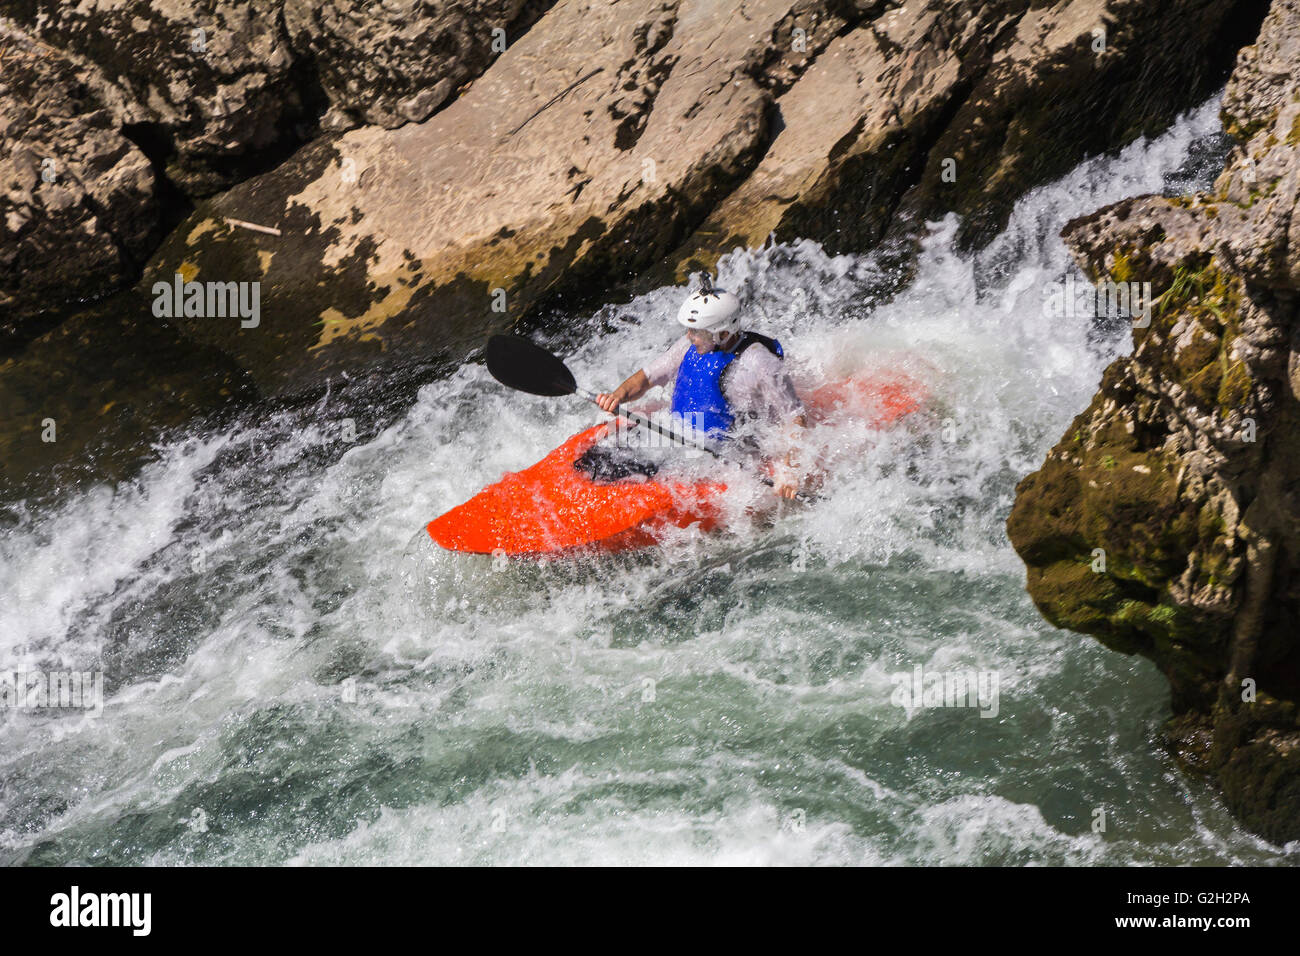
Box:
677;273;740;333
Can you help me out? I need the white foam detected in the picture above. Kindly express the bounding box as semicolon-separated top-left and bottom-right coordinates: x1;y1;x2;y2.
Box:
7;95;1294;866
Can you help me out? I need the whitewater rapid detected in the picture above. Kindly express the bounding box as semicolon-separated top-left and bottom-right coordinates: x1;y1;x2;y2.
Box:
2;95;1295;865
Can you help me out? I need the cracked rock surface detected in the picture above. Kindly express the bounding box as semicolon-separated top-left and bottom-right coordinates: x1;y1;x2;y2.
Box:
135;0;1257;398
0;0;551;325
0;24;158;326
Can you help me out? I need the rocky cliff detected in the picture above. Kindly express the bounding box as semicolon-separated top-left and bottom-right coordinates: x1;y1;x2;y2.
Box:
0;0;1268;497
1;0;554;327
1008;0;1300;844
138;0;1264;399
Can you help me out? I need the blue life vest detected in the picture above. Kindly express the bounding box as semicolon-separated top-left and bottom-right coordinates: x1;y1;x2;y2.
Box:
670;332;783;436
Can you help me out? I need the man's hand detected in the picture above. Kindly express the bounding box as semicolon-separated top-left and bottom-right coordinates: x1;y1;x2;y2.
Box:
771;465;802;499
597;370;650;414
772;414;806;499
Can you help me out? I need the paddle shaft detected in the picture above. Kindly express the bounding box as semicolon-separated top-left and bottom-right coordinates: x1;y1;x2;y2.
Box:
573;386;721;455
573;386;812;501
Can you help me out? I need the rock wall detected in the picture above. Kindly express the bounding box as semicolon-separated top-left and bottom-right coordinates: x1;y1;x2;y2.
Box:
136;0;1262;398
0;0;1271;498
0;24;158;329
0;1;552;327
1008;0;1300;844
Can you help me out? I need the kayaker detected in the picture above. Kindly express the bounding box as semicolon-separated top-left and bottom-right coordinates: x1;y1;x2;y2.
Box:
596;275;807;498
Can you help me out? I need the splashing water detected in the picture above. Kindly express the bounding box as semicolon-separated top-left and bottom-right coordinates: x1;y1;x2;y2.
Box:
1;96;1294;865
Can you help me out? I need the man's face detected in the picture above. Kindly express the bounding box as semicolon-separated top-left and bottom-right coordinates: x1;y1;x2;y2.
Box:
687;329;716;354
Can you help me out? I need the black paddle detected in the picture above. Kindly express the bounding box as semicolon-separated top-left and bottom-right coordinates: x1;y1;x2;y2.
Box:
484;334;812;500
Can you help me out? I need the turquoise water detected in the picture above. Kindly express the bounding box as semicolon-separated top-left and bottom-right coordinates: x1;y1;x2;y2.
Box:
2;97;1296;865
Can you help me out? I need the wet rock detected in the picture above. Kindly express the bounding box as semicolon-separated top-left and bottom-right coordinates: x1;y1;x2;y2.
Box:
151;0;1264;399
282;0;554;128
0;0;546;333
142;0;804;396
0;25;158;335
2;1;555;198
0;295;257;503
3;0;306;197
1008;0;1300;844
673;0;1266;279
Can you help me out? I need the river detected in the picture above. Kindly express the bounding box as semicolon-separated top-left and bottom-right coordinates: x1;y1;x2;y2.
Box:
2;95;1295;865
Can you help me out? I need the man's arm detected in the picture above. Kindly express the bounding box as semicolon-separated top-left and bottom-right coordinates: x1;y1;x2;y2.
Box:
596;369;649;412
596;335;690;413
731;351;807;498
771;413;806;499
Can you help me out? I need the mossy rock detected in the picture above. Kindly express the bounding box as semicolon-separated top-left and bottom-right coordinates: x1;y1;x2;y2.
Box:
1218;731;1300;844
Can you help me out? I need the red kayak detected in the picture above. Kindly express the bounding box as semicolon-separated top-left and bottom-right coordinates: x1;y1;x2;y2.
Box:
428;369;927;556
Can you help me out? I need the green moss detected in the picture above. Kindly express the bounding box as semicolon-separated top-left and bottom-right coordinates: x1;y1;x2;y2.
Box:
1157;265;1192;317
1115;599;1150;623
1222;107;1275;144
1148;604;1177;626
1157;262;1216;319
1197;507;1226;540
1217;359;1252;413
1111;248;1136;284
1198;538;1239;590
1287;113;1300;148
1026;561;1151;656
1231;177;1280;210
1154;262;1249;414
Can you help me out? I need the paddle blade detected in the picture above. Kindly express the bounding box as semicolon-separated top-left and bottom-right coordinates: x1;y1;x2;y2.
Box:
485;335;578;397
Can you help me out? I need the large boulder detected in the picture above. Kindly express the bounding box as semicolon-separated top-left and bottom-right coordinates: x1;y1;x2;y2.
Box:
1008;0;1300;844
0;24;158;337
138;0;857;396
2;0;556;197
145;0;1266;399
282;0;554;129
672;0;1268;279
0;1;550;332
3;1;305;197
